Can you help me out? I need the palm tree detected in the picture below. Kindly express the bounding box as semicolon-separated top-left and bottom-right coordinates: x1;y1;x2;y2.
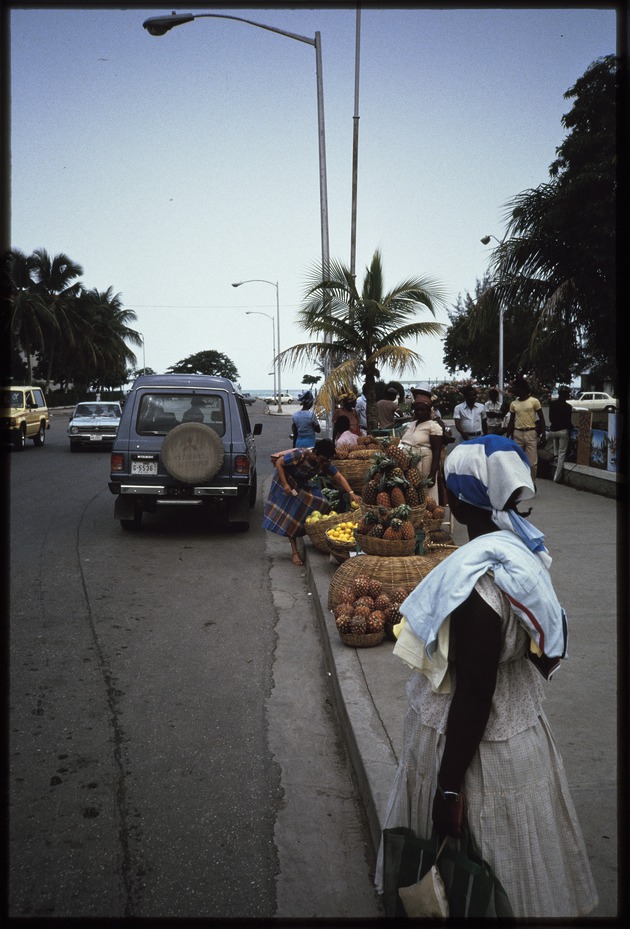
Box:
79;287;142;390
5;249;57;382
277;250;447;432
30;248;84;389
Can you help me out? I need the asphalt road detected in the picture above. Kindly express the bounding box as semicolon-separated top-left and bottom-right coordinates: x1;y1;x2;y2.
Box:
7;402;380;919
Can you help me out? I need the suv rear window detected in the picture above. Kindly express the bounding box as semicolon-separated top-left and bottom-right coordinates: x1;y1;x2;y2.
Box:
136;393;226;436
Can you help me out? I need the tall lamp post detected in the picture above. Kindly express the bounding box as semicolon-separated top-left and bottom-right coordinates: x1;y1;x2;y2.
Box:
480;232;508;398
245;310;276;406
142;11;330;315
233;279;282;412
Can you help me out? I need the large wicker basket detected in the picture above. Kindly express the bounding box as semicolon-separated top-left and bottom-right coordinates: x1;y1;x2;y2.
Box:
328;550;454;610
305;509;361;553
325;527;358;563
338;630;385;648
332;457;374;492
355;533;417;557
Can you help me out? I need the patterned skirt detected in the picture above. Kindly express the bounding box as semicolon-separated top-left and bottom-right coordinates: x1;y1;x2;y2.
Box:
261;475;332;538
374;709;598;917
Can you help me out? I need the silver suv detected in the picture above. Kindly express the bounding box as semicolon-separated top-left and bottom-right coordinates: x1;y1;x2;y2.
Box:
108;374;262;531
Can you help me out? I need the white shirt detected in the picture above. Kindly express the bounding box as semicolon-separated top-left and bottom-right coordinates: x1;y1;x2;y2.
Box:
355;393;367;432
453;401;487;434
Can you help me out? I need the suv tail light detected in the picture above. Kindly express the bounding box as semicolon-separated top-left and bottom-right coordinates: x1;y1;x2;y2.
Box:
111;452;125;472
234;455;250;475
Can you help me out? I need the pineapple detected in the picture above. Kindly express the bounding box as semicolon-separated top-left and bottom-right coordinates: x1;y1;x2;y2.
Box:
376;489;391;508
362;478;380;505
425;497;437;513
338;587;356;606
367;610;386;633
333;602;354;620
374;593;392;612
391;587;410;606
404;484;420;507
389;478;408;507
399;520;416;541
383;517;403;540
355;596;375;611
368;578;383;599
386;443;410;470
367;521;385;538
336;613;355;634
405;466;422;487
386;605;403;626
349;611;369;635
352;575;373;598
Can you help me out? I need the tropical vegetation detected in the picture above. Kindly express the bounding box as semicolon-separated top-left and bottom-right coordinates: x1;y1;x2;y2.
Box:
445;55;618;389
167;350;239;380
277;249;447;432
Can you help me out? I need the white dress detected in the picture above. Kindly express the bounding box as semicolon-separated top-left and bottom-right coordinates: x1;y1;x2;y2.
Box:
375;573;598;918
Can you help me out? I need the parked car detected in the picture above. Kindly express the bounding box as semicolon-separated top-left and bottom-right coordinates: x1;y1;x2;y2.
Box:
1;384;49;450
108;374;262;531
567;391;618;412
263;394;293;405
67;401;122;451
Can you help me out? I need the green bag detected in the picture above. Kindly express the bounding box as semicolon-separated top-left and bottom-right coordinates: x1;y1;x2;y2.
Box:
382;825;514;919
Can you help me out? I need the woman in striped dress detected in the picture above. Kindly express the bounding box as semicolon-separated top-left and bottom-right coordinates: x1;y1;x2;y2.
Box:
262;439;360;565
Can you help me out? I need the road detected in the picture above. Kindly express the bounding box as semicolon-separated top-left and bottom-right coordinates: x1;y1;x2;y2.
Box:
7;402;382;919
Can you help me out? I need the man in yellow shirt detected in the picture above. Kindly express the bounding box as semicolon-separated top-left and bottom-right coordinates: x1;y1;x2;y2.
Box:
506;378;546;477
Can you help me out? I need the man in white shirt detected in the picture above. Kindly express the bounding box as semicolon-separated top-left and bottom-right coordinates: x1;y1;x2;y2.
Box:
453;386;488;442
355;383;368;434
484;387;504;434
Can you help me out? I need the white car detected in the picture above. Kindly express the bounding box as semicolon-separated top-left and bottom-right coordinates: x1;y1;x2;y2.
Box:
68;401;122;451
263;394;293;405
567;392;618;412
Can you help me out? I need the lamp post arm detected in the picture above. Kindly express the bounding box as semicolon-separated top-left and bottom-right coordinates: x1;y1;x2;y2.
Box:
193;13;316;47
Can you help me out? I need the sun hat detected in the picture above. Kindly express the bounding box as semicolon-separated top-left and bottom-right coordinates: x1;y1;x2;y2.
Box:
298;390;313;403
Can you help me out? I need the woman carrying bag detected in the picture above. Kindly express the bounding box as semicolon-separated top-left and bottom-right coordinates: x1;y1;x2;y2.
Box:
376;435;598;918
290;390;321;448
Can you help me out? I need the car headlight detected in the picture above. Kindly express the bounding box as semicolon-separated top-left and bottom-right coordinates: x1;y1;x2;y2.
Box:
70;426;79;434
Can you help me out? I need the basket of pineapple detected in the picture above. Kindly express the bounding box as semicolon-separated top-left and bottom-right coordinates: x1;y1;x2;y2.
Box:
332;575;389;647
423;497;447;532
360;445;427;530
355;504;418;556
333;435;387;491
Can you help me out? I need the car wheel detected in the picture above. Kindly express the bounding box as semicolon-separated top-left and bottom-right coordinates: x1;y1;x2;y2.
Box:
33;423;46;446
13;425;26;451
604;405;615;413
161;422;224;483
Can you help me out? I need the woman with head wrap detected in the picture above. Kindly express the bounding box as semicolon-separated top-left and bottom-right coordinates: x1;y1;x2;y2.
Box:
291;390;321;448
375;435;597;917
399;396;443;503
332;391;361;437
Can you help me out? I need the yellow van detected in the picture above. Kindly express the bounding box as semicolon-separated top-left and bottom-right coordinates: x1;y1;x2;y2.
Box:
1;385;50;449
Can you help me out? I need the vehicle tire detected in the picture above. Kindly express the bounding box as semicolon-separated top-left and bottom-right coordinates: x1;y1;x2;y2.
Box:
13;425;26;451
249;472;258;507
604;405;615;413
161;422;224;483
33;423;46;446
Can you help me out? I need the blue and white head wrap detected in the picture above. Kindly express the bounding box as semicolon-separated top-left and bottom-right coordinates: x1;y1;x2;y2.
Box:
444;435;551;566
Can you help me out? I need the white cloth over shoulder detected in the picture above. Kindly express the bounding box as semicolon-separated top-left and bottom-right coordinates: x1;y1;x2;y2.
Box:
398;531;568;672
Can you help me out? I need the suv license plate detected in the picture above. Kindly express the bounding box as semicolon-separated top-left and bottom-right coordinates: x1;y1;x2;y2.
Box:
131;460;158;475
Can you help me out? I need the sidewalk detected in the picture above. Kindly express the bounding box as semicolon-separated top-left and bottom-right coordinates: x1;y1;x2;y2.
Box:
302;477;620;917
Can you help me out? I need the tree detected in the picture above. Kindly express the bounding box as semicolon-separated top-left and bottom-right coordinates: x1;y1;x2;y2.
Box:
5;249;57;382
486;55;617;385
277;250;446;432
30;248;84;389
167;350;239;380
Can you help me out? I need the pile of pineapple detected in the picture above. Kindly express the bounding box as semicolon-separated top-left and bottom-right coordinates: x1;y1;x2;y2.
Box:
424;496;447;524
333;574;414;639
361;444;426;509
355;503;416;541
334;434;385;460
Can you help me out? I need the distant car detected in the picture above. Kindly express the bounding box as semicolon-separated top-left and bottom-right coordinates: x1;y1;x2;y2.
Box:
567;392;618;413
240;393;257;405
263;394;293;405
1;384;49;450
67;401;122;451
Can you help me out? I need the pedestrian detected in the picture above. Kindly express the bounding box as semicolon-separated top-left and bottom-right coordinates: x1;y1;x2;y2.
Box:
332;414;359;449
375;435;598;918
332;391;361;437
376;388;399;429
399;395;442;503
262;439;361;566
505;377;546;478
484;387;504;434
545;385;573;482
453;386;488;442
355;383;368;434
291;390;321;448
182;396;205;422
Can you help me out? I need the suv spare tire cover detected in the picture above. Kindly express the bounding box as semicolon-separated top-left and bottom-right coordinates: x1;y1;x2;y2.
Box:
161;422;225;483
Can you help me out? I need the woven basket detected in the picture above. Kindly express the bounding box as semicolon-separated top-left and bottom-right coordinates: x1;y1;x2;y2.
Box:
339;630;385;648
356;533;417;557
305;509;361;553
324;528;358;563
332;457;374;492
424;516;444;532
328;550;454;610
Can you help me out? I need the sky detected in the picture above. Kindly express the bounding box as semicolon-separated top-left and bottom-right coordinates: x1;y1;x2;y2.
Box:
8;3;618;392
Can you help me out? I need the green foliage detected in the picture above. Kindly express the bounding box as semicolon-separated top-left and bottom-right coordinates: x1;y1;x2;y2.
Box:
278;249;447;431
167;350;239;380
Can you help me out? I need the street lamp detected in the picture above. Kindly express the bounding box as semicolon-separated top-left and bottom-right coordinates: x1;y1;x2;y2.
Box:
233;280;282;412
142;10;330;297
245;310;276;406
480;232;508;398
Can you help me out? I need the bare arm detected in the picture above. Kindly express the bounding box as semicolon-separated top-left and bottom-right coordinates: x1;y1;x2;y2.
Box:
433;588;502;837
